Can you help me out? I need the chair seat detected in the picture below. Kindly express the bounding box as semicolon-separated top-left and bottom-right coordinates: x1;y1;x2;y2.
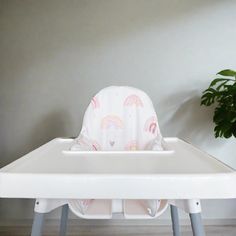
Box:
68;199;168;219
124;199;168;219
69;199;112;219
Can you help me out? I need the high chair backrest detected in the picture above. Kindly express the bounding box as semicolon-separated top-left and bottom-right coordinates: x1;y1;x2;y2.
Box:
73;86;163;151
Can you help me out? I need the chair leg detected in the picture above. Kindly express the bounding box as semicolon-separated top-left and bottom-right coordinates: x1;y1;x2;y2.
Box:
59;204;69;236
189;213;205;236
170;205;181;236
31;212;45;236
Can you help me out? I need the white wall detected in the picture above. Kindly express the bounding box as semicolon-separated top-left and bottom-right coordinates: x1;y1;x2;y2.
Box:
0;0;236;222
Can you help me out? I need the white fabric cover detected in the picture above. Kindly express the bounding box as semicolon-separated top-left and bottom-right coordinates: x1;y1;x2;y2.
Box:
72;86;163;151
71;86;163;216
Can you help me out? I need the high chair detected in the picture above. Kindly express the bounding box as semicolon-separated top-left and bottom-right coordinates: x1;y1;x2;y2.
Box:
30;86;199;235
1;86;236;236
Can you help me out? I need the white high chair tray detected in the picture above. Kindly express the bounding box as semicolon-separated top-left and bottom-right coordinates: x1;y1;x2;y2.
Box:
0;137;235;199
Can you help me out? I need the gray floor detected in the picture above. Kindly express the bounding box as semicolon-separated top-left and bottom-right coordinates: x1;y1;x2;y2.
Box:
0;224;236;236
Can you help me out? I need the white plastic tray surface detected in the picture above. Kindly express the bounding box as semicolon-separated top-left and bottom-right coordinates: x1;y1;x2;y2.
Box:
0;138;235;199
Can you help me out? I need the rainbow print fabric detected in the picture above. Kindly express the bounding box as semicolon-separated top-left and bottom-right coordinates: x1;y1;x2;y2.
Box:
71;86;163;152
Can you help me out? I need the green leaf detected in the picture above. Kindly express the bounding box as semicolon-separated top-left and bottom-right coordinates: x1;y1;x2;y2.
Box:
232;123;236;137
217;69;236;77
201;87;220;106
213;107;225;123
223;129;232;138
202;69;236;139
203;88;217;93
209;78;229;87
215;119;233;138
216;80;229;91
201;98;211;106
214;125;222;138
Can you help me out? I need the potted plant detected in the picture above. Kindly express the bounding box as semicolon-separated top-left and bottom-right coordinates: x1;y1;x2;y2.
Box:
201;69;236;138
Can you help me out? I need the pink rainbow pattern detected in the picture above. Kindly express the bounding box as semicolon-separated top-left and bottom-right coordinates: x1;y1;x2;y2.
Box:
101;115;124;129
144;116;158;135
91;140;101;151
78;199;93;212
77;138;101;151
91;96;100;109
124;94;143;107
125;140;138;151
80;199;93;207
